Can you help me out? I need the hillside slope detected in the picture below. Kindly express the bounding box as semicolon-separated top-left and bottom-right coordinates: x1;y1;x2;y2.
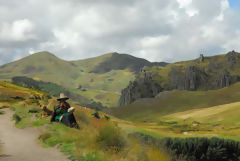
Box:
111;82;240;122
164;101;240;125
0;51;166;90
119;51;240;105
0;51;167;107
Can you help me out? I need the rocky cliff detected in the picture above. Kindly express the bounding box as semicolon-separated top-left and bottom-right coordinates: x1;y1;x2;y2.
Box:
119;51;240;106
119;70;162;106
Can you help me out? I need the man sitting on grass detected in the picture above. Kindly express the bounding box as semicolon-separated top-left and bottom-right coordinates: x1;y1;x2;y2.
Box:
51;93;78;128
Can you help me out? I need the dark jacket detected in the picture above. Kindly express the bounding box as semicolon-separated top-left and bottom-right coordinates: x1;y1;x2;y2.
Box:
50;101;70;122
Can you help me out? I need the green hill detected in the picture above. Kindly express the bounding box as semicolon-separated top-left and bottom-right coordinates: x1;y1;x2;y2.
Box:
119;51;240;106
0;51;166;107
111;82;240;122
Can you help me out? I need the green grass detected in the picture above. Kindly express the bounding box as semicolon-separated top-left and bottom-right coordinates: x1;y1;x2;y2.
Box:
38;122;99;160
79;152;102;161
12;106;33;128
112;82;240;122
31;117;50;127
0;52;135;93
0;106;9;109
69;88;120;107
0;110;5;115
0;52;136;107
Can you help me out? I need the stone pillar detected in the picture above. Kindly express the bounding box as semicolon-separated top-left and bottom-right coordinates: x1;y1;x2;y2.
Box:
199;54;204;62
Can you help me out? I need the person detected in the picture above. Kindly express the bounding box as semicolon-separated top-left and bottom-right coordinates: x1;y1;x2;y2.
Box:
51;93;78;128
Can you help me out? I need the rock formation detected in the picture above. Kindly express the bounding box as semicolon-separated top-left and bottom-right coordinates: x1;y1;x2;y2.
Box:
119;51;240;106
119;70;161;106
170;66;207;90
217;70;240;88
226;50;239;68
199;54;204;62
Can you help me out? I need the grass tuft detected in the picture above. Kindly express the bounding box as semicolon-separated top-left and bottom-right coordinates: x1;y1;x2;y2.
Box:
12;114;21;123
0;110;5;115
96;123;126;152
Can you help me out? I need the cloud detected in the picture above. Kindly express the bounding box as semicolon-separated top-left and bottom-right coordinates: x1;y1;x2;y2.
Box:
0;19;36;42
0;0;239;65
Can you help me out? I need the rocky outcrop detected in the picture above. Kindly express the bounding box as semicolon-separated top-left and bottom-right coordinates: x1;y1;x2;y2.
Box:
170;66;207;90
226;50;240;68
199;54;204;62
217;70;240;88
119;71;162;106
119;51;240;106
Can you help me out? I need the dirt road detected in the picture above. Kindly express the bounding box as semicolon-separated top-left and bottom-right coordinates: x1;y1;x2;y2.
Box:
0;108;69;161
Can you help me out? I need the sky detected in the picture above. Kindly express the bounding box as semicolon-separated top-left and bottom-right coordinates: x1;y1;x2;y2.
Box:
0;0;240;65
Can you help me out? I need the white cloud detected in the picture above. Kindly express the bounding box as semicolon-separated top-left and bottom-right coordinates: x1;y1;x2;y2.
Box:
0;0;239;65
140;35;170;48
177;0;192;8
0;19;36;42
216;0;230;21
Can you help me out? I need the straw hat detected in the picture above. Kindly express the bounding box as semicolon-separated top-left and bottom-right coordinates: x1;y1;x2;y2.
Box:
57;93;69;101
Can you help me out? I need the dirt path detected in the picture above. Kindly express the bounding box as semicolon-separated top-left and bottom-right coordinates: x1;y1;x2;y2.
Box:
0;108;69;161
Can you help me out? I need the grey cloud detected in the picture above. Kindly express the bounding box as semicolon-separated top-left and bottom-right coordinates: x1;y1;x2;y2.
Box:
0;0;239;65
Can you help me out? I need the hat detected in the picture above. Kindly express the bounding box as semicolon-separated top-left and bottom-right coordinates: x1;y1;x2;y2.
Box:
57;93;69;101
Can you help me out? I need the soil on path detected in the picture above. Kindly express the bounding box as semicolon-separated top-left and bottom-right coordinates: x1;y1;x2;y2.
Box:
0;108;69;161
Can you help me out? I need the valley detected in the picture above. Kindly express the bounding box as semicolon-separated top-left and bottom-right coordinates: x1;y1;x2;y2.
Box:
2;51;240;160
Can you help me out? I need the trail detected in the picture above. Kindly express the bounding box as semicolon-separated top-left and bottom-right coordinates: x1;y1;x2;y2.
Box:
0;108;69;161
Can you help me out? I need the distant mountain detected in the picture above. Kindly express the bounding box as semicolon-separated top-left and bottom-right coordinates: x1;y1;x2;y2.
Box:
0;51;167;107
89;52;168;73
119;50;240;106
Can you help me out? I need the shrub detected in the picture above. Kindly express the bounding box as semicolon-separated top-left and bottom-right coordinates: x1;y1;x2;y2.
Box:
96;124;126;152
0;110;5;115
39;132;52;142
0;106;9;109
28;108;41;113
12;114;21;123
79;152;102;161
75;110;90;124
161;137;240;161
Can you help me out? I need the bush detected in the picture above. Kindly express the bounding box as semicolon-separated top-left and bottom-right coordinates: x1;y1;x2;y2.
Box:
162;137;240;161
96;124;126;152
80;152;102;161
12;114;21;123
75;111;90;124
28;108;41;113
0;106;9;109
0;110;5;115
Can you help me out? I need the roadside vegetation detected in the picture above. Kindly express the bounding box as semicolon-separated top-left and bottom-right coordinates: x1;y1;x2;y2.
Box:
3;80;240;160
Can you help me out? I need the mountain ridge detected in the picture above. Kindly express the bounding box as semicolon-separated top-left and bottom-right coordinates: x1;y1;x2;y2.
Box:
119;50;240;106
0;51;167;107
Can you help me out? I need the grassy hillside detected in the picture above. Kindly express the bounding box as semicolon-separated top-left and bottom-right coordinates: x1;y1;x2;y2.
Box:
0;80;45;102
111;82;240;122
0;51;168;107
0;52;139;107
3;81;240;160
148;51;240;90
138;101;240;141
0;81;172;161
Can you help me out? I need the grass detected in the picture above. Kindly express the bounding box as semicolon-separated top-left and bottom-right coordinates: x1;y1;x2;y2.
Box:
0;52;137;107
8;80;240;160
11;106;34;128
0;80;173;161
112;82;240;122
70;88;120;107
0;110;5;115
0;51;135;93
0;105;9;109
